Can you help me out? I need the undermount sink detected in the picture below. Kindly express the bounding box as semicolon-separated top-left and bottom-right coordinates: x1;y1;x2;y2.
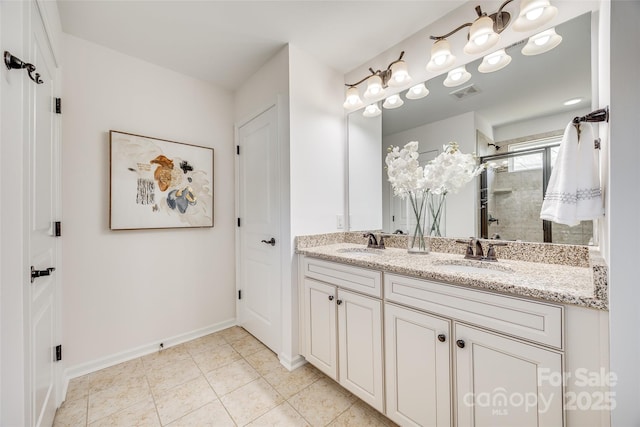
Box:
436;261;514;276
336;247;384;257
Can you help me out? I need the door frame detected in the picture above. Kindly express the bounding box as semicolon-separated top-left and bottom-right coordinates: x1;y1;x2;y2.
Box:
234;98;283;347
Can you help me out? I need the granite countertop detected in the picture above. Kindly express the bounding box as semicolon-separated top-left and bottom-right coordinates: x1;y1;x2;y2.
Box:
296;236;608;310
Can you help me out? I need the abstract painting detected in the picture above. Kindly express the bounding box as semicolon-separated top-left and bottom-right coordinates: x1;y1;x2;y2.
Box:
110;131;214;229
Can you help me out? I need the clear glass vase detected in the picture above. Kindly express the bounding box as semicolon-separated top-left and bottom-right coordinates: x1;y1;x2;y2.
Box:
428;191;447;237
407;191;430;253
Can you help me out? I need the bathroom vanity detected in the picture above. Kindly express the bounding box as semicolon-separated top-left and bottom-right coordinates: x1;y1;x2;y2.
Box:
296;234;610;427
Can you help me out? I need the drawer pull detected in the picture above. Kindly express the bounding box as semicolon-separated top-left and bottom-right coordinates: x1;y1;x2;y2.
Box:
328;295;334;301
438;334;446;343
456;339;466;349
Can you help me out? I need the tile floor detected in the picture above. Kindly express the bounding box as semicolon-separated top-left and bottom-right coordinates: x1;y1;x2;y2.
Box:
53;326;397;426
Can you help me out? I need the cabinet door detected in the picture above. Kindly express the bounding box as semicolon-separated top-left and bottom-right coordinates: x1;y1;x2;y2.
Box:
455;324;564;427
337;289;384;412
303;278;337;379
385;303;452;427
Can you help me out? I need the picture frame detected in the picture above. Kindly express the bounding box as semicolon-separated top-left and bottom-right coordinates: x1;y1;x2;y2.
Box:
109;130;214;230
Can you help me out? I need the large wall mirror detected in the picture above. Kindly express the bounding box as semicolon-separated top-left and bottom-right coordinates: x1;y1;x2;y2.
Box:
347;11;596;245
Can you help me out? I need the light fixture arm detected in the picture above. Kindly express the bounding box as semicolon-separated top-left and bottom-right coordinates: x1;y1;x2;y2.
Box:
344;51;406;88
430;0;516;41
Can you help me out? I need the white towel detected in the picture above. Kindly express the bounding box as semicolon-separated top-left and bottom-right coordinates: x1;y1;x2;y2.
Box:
540;122;604;226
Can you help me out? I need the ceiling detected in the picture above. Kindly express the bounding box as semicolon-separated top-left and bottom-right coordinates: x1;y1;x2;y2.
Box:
57;0;465;91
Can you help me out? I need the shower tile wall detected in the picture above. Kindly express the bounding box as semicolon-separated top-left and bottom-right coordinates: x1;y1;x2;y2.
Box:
488;168;592;245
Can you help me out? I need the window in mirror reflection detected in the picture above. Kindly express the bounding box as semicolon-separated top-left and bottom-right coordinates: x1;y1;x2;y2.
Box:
480;136;593;245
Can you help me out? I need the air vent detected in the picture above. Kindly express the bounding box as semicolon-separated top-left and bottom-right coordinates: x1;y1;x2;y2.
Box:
449;84;481;100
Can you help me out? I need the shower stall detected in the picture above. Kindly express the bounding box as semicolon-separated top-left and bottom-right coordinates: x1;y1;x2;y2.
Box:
479;143;593;245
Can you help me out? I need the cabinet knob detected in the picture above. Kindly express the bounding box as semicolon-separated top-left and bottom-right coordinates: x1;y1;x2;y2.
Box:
328;295;334;301
456;339;466;349
437;334;446;343
336;299;343;305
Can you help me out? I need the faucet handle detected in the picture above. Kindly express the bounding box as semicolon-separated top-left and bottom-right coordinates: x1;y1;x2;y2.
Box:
378;234;385;249
485;242;508;261
475;239;485;258
456;238;475;258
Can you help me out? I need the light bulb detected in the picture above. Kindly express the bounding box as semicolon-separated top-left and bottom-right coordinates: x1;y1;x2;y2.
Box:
474;33;490;46
451;72;462;81
434;54;447;66
488;55;501;65
534;35;551;46
526;7;545;20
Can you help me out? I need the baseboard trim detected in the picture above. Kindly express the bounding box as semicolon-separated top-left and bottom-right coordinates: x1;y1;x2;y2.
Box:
279;353;306;371
61;318;236;400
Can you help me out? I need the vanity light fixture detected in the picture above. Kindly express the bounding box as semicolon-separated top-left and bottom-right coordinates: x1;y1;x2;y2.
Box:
343;86;364;109
464;14;500;55
362;103;382;118
443;66;471;87
343;51;411;109
426;39;456;72
427;0;557;65
406;83;430;100
512;0;558;32
382;94;404;109
521;27;562;55
478;49;512;73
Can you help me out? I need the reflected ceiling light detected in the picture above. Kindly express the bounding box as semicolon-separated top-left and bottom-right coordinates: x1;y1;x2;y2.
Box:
521;28;562;55
343;51;411;109
382;94;404;109
406;83;430;100
464;15;500;55
563;98;582;106
478;49;512;73
512;0;558;32
343;86;363;109
426;39;456;72
362;103;382;117
443;66;471;87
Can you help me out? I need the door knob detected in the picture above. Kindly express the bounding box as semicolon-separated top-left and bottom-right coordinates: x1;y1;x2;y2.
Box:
31;266;55;283
336;299;343;305
456;339;466;349
438;334;446;342
328;295;334;301
261;237;276;246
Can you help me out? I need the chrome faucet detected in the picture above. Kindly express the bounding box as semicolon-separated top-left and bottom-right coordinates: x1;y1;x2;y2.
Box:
364;233;385;249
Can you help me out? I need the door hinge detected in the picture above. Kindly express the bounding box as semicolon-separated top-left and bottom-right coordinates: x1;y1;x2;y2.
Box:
54;221;61;237
55;98;62;114
55;345;62;361
238;290;242;300
236;145;240;155
237;218;241;227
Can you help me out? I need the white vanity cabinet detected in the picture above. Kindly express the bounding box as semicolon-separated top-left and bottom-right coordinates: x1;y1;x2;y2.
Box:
384;302;452;427
301;258;385;412
384;273;565;427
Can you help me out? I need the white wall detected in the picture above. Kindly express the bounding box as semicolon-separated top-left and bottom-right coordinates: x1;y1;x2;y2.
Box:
61;34;236;373
288;44;345;361
383;112;477;238
289;45;346;237
608;1;640;425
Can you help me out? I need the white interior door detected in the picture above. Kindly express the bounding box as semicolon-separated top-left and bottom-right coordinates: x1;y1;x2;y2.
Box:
27;2;60;426
390;149;438;233
237;105;281;353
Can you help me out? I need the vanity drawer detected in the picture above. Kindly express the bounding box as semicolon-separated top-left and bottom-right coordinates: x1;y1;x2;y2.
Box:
302;257;382;298
384;273;563;349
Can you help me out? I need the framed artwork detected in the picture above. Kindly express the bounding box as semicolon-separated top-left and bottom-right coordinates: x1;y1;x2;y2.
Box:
110;130;214;230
